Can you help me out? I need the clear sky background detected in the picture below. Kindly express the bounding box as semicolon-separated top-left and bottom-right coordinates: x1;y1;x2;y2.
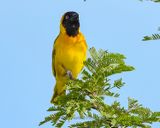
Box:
0;0;160;128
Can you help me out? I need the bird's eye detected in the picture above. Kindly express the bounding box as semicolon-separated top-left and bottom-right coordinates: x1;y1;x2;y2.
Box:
65;15;69;20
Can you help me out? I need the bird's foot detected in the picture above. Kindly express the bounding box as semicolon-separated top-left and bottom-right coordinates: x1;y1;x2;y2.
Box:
67;70;73;80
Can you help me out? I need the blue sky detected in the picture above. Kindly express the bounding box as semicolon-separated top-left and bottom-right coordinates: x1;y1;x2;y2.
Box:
0;0;160;128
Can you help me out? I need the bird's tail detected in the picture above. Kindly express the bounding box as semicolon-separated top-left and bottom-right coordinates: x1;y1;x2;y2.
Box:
50;81;66;104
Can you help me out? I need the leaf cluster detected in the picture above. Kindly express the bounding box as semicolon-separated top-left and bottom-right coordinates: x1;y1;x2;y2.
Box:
143;34;160;41
140;1;160;41
139;0;160;2
39;48;160;128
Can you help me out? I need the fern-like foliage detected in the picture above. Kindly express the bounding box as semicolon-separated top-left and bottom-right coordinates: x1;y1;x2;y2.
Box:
153;0;160;2
143;33;160;41
139;0;160;3
150;0;160;2
39;47;160;128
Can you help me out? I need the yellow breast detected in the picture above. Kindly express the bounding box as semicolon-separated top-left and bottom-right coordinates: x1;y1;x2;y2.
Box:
54;32;87;78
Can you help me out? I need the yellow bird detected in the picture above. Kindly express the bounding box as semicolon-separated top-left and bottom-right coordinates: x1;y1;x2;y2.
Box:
51;11;88;103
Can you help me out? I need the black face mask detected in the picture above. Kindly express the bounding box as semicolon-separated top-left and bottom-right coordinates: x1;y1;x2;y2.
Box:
62;11;80;37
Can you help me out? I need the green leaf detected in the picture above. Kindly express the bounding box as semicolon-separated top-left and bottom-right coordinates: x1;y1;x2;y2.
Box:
143;34;160;41
39;47;160;128
39;115;53;126
114;78;125;89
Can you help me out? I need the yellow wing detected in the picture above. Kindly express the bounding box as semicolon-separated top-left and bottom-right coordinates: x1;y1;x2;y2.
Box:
52;35;59;77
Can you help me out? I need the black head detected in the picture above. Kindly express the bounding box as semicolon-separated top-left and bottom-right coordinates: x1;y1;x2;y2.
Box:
62;11;80;37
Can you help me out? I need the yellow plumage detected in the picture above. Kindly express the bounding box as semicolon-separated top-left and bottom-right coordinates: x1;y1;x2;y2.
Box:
51;12;87;103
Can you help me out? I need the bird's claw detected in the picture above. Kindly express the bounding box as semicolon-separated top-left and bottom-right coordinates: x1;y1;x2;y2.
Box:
67;70;73;80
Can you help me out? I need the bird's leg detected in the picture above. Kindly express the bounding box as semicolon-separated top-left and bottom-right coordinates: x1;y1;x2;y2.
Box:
61;64;74;80
66;70;73;80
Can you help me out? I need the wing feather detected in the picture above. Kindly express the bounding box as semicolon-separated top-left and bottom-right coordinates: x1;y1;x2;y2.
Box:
52;35;59;77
